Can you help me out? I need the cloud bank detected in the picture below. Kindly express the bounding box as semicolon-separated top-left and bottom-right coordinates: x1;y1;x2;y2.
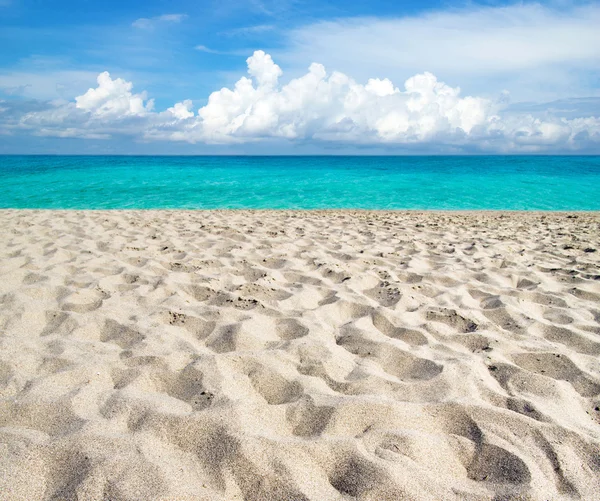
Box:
4;51;600;152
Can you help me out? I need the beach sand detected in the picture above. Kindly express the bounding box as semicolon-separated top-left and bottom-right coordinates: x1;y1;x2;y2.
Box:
0;209;599;501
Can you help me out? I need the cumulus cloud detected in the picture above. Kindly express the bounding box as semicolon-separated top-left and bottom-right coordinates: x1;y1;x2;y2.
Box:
6;51;600;152
75;72;154;116
9;72;155;139
183;53;495;145
166;100;194;119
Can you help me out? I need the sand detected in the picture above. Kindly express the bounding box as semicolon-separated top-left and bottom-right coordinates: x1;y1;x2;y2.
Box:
0;209;599;501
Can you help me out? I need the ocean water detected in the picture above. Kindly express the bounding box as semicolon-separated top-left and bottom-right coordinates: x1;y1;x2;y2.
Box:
1;155;599;210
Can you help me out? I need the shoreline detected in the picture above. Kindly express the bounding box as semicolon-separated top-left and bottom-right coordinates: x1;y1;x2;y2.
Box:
2;208;600;213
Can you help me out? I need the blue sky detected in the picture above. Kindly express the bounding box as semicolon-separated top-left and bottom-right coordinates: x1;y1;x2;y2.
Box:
1;0;599;154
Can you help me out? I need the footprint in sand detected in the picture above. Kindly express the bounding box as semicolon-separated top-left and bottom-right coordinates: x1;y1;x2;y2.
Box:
532;324;600;356
275;318;309;341
371;311;428;346
512;352;600;397
40;310;79;337
328;454;392;498
285;395;334;436
438;408;532;485
61;288;108;313
336;327;442;381
159;310;217;340
364;281;402;307
425;307;478;333
100;319;146;349
246;363;303;405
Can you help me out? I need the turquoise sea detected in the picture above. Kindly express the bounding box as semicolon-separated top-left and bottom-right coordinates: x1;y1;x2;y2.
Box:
0;156;599;210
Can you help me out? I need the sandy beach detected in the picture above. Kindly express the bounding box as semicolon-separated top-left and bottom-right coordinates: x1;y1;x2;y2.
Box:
0;209;599;501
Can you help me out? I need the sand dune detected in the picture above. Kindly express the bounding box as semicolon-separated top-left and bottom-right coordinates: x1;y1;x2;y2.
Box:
0;210;599;500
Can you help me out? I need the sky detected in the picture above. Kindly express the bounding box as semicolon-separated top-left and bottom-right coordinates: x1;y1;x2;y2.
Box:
1;0;599;154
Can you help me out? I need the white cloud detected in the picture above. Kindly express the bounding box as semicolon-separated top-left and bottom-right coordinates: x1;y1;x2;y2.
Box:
276;3;600;102
221;24;275;37
157;14;187;23
2;84;32;96
132;14;187;29
75;71;154;116
0;69;100;100
7;51;600;152
246;50;282;88
194;45;220;54
34;128;111;140
186;53;495;144
166;100;194;119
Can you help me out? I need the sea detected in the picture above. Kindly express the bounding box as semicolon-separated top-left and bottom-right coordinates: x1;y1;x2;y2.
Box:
1;155;599;210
